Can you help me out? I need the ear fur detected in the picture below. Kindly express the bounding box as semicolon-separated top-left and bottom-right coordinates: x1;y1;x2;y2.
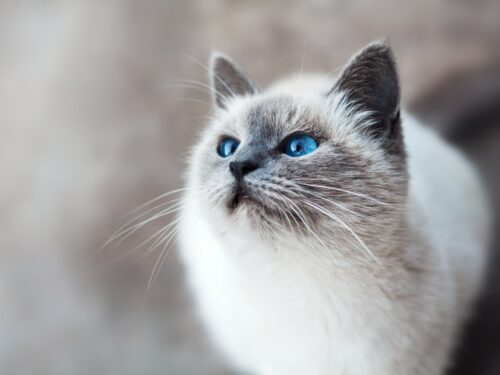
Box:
210;52;258;109
330;42;402;148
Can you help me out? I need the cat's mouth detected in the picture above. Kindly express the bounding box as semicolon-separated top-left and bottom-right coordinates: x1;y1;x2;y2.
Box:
227;184;259;211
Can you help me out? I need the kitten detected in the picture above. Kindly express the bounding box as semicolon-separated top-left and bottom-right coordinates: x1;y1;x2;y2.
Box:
178;42;491;375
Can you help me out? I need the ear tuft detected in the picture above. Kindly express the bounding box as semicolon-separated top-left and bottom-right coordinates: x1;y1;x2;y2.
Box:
210;52;258;109
331;41;401;142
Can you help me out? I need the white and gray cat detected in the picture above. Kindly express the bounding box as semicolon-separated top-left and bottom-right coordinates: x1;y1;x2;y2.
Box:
178;42;491;375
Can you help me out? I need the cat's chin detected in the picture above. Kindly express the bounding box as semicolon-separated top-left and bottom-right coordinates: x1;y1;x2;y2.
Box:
226;188;260;212
225;186;275;219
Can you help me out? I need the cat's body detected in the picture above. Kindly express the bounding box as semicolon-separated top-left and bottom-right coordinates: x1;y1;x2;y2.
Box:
178;44;490;375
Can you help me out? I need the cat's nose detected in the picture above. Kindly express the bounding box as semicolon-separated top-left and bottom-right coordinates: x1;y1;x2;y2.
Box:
229;160;259;180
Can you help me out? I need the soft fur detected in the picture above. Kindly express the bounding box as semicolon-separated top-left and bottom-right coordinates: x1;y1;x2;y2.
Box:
178;42;491;375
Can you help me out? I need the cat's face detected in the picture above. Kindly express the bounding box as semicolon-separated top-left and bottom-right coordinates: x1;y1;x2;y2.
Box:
188;42;408;259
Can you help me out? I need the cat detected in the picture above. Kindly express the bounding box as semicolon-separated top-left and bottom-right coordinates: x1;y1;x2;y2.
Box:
178;41;491;375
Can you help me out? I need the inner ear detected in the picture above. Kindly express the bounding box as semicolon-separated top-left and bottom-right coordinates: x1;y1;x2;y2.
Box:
330;42;400;139
210;52;259;109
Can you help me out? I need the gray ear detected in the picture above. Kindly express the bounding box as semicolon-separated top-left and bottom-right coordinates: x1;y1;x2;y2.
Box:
331;42;401;143
210;52;258;109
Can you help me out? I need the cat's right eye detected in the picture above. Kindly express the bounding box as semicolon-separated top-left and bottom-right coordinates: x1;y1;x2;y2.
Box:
217;137;240;158
282;133;318;157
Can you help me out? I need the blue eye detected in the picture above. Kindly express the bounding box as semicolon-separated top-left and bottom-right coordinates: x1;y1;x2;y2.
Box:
217;137;240;158
283;134;318;157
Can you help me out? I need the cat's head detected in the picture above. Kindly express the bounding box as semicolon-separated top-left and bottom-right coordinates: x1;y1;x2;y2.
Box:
187;42;408;260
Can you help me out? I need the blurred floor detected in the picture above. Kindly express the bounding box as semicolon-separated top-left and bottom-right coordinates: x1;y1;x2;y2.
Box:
0;1;499;374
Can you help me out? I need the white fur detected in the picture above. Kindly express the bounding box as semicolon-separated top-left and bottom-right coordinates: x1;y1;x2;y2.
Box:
178;75;491;375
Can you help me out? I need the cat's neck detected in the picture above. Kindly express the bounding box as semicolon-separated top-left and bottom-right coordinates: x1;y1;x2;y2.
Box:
214;210;412;275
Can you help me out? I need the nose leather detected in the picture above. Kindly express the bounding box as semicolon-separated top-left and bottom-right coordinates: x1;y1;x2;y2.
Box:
229;160;259;180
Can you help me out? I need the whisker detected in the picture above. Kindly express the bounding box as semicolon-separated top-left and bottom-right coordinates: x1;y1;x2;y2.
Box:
102;185;208;248
102;188;214;270
284;182;364;217
299;39;307;77
102;186;210;250
127;186;207;216
141;216;183;257
175;78;218;94
102;198;184;251
103;201;184;252
177;53;237;103
259;189;295;233
141;196;215;306
291;178;391;206
275;192;330;250
99;223;174;267
162;97;211;107
264;179;380;264
318;63;347;85
147;226;179;288
303;200;380;265
159;82;212;96
142;228;179;309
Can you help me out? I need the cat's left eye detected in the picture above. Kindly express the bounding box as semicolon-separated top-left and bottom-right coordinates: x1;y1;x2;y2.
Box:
283;134;318;157
217;137;240;158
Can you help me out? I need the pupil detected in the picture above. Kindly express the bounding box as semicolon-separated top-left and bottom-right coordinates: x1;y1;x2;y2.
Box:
218;138;239;157
295;142;303;152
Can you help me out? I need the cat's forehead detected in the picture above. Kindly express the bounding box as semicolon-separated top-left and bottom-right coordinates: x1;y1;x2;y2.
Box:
217;94;325;140
245;96;299;137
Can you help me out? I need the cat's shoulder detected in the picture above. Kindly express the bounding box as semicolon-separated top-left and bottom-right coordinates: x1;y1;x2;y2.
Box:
403;113;490;244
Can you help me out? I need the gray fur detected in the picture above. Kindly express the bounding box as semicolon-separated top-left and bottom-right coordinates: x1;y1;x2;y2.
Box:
210;52;259;109
331;42;404;155
179;41;490;375
200;45;407;258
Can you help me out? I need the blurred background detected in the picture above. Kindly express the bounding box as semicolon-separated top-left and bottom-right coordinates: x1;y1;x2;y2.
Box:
1;1;500;374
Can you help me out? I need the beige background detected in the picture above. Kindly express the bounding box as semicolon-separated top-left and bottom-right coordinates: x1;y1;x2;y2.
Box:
1;1;499;374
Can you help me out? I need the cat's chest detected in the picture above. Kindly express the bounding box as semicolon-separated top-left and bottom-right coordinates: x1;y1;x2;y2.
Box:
181;213;385;319
179;214;403;373
188;238;391;373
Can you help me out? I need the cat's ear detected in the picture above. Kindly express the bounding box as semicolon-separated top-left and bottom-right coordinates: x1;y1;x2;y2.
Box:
210;52;259;109
330;42;401;143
